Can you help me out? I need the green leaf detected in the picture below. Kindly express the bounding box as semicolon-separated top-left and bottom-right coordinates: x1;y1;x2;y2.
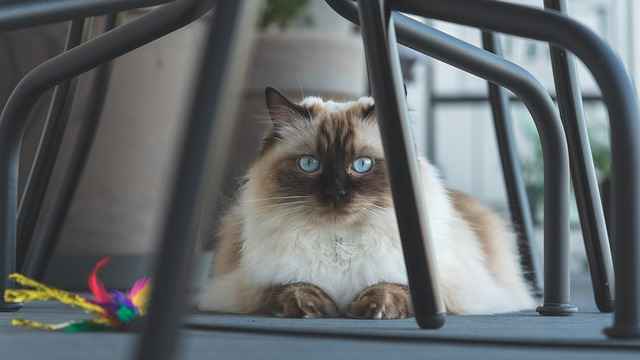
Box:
259;0;310;30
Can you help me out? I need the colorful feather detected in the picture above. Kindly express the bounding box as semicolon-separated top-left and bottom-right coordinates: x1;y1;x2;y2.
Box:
3;257;151;332
129;277;151;315
88;257;113;304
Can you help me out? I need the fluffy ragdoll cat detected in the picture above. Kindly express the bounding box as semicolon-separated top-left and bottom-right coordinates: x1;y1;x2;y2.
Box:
198;87;534;318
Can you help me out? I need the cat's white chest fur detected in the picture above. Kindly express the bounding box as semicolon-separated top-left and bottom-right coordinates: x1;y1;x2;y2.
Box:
240;209;407;310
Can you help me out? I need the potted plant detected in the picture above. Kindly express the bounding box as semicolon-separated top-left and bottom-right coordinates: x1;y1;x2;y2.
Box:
521;117;611;272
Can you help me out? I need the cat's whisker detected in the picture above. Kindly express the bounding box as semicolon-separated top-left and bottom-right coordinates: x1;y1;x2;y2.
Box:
364;202;388;209
241;195;312;203
251;202;313;215
253;207;313;227
250;199;313;208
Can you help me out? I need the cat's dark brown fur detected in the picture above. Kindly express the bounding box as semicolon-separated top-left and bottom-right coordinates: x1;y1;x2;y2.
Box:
262;283;339;318
348;283;412;319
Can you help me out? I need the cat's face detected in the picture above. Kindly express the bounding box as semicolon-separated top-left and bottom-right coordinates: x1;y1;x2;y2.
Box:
247;88;392;225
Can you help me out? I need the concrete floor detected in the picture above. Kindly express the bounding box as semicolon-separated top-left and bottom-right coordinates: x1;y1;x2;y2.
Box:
2;276;639;360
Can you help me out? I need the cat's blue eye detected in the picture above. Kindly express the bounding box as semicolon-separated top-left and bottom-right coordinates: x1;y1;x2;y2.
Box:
352;157;374;174
297;155;321;173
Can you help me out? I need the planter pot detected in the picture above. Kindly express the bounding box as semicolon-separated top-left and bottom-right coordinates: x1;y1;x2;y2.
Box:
246;32;366;97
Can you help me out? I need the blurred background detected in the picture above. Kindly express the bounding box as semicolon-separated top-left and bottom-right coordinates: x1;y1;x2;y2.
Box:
2;0;635;296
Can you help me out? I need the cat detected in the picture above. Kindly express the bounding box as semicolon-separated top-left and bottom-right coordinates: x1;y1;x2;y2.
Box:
198;87;534;318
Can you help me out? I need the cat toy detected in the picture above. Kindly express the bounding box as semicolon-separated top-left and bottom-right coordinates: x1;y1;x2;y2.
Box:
3;257;150;332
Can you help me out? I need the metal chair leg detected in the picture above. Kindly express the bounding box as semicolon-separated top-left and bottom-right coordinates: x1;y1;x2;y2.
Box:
398;19;575;316
481;31;542;298
0;0;211;311
391;0;640;338
20;15;117;280
327;0;575;317
133;2;258;360
543;0;615;314
16;18;86;274
357;0;445;329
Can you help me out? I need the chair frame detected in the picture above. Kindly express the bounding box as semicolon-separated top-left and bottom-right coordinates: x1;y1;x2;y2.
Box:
0;1;638;360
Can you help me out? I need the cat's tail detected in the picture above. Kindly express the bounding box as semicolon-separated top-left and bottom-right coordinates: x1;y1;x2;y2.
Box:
449;190;535;309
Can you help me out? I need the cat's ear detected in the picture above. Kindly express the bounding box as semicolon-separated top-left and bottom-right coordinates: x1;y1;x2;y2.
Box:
357;97;375;122
360;85;401;120
265;87;309;125
362;103;375;121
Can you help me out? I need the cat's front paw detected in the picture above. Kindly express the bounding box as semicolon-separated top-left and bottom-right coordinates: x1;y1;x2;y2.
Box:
348;283;412;320
267;283;339;318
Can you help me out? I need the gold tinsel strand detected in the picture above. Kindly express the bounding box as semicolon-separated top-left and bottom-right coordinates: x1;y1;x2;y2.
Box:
11;319;71;331
6;274;105;316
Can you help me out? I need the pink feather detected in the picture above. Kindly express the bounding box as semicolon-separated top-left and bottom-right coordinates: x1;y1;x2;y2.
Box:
88;257;112;304
128;277;149;298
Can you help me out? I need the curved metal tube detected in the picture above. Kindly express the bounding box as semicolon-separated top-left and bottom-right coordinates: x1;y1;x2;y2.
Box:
326;0;574;315
20;15;118;280
0;0;173;31
0;0;213;310
392;0;640;338
16;18;86;273
482;31;541;298
544;0;615;314
358;0;445;329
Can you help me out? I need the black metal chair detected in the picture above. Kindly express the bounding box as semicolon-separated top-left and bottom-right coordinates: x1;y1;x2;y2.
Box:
150;0;640;347
1;1;639;360
0;0;214;311
543;0;614;314
357;0;638;337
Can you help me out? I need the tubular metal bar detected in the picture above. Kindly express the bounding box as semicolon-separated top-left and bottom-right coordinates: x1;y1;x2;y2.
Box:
326;0;575;316
391;0;640;338
134;2;258;360
358;0;445;329
395;18;575;316
0;0;212;311
0;0;173;31
20;15;118;280
481;31;542;297
430;94;605;104
16;18;86;273
544;0;615;314
424;58;436;164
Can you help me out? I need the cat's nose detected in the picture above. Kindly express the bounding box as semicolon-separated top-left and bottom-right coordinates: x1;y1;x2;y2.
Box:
323;188;350;205
336;189;348;199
